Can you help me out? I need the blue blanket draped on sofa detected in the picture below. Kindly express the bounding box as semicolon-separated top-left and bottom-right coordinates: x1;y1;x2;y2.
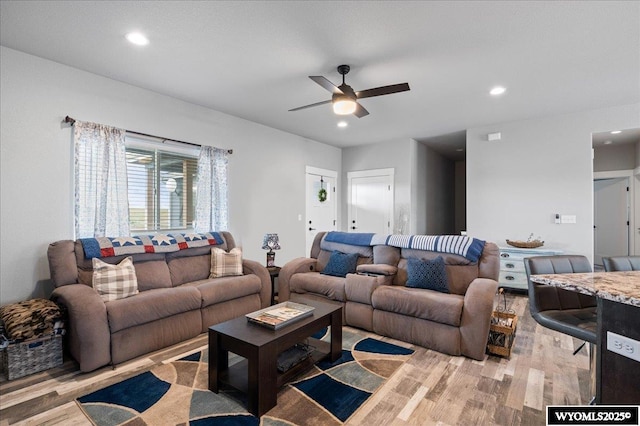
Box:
324;231;485;262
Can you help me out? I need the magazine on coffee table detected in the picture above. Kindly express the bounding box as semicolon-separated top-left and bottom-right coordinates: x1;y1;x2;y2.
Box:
246;301;315;330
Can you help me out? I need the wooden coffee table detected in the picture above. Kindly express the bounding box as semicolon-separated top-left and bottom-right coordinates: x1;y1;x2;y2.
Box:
208;299;342;417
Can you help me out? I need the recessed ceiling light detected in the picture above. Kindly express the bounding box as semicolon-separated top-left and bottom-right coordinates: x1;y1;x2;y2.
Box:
604;140;613;145
126;32;149;46
337;121;348;128
490;86;506;96
610;130;622;134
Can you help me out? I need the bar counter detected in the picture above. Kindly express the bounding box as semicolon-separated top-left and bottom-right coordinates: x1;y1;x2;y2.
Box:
530;271;640;404
530;271;640;307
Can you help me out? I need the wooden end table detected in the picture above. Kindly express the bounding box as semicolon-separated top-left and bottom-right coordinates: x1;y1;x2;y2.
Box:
208;300;342;417
267;266;281;305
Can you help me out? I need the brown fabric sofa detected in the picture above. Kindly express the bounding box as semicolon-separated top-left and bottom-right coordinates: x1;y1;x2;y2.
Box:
47;231;270;372
279;232;499;360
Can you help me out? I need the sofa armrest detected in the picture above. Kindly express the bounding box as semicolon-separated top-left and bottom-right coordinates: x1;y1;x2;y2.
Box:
278;258;318;302
242;259;271;308
346;272;394;305
51;284;111;372
459;278;499;360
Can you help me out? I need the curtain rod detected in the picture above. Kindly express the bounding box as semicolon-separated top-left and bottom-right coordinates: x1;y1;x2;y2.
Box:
63;116;233;154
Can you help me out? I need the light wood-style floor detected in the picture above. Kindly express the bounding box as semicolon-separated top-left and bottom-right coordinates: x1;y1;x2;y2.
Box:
0;292;591;425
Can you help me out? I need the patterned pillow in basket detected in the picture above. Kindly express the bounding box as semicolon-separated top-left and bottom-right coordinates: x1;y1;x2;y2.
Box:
210;247;244;278
92;257;139;302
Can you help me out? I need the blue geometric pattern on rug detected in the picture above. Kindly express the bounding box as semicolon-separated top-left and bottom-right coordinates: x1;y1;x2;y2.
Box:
78;371;170;413
76;330;414;425
182;351;203;362
315;349;354;370
354;337;415;355
292;373;371;422
189;415;258;425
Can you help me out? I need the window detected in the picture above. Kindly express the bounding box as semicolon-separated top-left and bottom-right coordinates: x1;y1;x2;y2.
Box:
126;137;199;233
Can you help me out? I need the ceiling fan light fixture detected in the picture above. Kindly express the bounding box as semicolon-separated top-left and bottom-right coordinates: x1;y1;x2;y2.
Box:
333;97;357;115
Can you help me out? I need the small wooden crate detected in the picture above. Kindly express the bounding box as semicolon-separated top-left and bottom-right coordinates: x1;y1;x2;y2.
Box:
487;311;518;358
0;334;63;380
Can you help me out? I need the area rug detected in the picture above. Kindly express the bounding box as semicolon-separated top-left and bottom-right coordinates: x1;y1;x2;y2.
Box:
76;328;414;425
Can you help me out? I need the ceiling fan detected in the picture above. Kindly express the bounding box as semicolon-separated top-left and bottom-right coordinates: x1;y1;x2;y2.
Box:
289;65;410;118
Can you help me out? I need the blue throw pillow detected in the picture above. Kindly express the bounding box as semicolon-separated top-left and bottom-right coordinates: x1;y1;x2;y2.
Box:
406;256;449;293
321;251;359;278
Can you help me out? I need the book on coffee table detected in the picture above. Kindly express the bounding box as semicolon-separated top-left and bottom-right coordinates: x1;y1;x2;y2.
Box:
246;301;315;330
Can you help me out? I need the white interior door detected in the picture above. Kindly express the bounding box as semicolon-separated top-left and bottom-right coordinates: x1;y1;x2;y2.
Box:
348;169;393;234
305;168;337;256
594;177;629;265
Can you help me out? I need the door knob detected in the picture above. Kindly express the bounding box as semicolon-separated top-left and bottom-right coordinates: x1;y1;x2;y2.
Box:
309;227;316;231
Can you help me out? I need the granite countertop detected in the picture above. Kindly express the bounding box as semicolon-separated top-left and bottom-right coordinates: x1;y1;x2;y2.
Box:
530;271;640;307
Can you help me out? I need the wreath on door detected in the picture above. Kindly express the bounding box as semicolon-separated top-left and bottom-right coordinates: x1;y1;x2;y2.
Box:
318;177;327;203
318;188;327;202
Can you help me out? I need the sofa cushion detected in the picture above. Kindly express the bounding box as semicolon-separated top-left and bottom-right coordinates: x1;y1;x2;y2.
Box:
134;260;172;291
406;257;449;293
168;254;211;286
106;286;201;333
184;274;262;307
92;257;139;302
372;286;464;327
290;272;347;302
321;251;359;278
210;248;243;278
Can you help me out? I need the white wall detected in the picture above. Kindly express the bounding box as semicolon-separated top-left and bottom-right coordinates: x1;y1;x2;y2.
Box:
342;138;417;233
0;47;341;304
467;103;640;260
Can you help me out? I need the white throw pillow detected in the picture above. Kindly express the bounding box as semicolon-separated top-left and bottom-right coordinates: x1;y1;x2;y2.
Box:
210;247;243;278
92;257;139;302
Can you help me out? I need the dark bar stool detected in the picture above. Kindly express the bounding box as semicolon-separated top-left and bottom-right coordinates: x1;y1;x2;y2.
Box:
602;256;640;271
524;255;597;403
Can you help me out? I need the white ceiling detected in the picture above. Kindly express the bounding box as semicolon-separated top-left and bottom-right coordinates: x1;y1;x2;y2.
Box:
1;1;639;158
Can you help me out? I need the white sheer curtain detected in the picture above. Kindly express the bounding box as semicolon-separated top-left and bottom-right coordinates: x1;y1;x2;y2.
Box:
195;146;228;232
74;121;130;238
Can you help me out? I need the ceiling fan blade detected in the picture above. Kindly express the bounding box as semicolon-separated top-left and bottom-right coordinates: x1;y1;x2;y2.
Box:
289;99;332;112
309;76;344;94
356;83;410;99
353;102;369;118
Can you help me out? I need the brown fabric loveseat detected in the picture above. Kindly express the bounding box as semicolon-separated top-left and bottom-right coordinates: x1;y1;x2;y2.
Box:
279;232;499;360
47;231;270;372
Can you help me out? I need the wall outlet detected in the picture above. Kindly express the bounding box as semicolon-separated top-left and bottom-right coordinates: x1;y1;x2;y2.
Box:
607;331;640;362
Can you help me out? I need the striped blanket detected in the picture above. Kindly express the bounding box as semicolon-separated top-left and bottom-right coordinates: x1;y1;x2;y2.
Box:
324;232;485;262
80;232;224;259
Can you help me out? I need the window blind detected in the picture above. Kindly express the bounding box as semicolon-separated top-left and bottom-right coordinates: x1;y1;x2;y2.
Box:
125;136;199;233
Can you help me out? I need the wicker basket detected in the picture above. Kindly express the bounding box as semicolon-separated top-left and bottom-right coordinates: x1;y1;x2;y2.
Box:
487;311;518;358
506;239;544;249
0;334;63;380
